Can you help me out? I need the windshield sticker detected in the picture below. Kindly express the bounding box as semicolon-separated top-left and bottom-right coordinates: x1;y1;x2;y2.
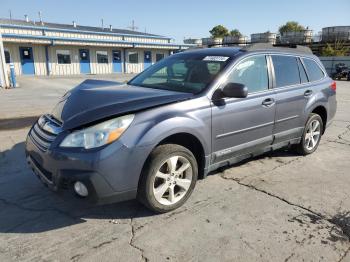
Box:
203;56;229;62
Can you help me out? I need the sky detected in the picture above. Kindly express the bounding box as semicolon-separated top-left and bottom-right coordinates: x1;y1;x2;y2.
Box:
0;0;349;43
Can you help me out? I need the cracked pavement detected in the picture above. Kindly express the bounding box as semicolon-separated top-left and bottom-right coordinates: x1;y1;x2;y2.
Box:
1;80;350;261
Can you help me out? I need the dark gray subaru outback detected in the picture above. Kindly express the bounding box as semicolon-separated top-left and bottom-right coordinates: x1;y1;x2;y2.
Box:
25;44;337;212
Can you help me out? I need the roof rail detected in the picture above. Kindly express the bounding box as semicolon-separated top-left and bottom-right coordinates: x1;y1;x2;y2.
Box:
242;43;313;54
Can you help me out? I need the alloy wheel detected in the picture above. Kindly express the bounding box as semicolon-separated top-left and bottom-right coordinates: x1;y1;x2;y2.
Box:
152;155;193;206
305;119;321;151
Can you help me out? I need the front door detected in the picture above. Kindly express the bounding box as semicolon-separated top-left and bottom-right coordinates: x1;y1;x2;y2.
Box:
19;47;35;75
211;55;276;164
79;49;91;74
112;50;122;73
144;51;152;69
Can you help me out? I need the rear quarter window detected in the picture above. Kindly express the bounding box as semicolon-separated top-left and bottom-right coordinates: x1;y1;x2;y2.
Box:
302;58;325;82
271;55;300;88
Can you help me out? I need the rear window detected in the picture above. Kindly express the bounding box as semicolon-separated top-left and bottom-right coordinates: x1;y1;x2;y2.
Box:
302;58;325;82
271;55;300;88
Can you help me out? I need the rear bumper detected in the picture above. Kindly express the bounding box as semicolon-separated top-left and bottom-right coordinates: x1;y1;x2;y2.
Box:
25;130;139;204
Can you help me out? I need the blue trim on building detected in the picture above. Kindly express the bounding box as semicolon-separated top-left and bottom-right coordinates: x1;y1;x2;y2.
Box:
1;33;196;49
0;23;171;40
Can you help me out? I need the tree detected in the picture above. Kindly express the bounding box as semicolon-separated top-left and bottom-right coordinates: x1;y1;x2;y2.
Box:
279;21;305;34
320;41;349;56
230;29;242;37
209;25;229;38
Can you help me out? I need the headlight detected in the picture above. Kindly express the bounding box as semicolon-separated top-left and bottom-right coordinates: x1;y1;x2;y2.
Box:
60;114;134;149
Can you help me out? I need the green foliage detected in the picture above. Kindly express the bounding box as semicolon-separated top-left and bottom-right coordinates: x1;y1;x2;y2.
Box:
229;29;242;37
279;21;305;34
321;41;349;57
209;25;229;38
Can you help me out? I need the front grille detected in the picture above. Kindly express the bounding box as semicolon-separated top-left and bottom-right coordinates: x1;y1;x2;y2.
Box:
29;115;62;152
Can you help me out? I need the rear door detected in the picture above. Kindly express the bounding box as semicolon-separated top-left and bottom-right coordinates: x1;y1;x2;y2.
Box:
270;54;310;144
211;54;276;164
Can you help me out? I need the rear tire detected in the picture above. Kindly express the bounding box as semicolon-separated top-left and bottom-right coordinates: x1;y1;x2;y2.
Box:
296;113;323;155
137;144;198;213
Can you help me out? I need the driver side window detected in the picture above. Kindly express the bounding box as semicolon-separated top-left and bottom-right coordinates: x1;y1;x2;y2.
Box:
227;55;268;93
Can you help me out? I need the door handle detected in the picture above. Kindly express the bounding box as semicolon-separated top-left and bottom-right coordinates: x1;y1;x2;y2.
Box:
262;98;275;107
304;90;313;97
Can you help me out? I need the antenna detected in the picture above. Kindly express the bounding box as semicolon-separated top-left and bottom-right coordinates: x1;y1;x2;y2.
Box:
38;11;44;25
9;10;12;21
101;18;104;29
127;20;138;31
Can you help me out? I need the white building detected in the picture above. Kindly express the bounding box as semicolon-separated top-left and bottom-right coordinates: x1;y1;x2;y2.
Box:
0;18;193;82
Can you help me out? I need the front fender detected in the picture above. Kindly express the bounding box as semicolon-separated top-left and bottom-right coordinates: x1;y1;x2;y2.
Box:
136;115;211;155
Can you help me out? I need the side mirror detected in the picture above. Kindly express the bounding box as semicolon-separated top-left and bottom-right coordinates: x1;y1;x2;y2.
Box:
217;82;248;99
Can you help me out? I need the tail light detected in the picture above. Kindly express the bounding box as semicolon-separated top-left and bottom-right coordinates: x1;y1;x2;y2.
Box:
330;81;336;91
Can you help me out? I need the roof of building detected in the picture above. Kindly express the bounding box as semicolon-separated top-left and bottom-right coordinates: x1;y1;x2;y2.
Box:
0;18;168;39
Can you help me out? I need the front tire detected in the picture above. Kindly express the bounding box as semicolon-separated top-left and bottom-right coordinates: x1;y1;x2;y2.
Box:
296;113;323;155
137;144;198;213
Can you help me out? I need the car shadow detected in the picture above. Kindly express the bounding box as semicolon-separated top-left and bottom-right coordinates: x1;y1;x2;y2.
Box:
0;141;300;234
0;141;154;234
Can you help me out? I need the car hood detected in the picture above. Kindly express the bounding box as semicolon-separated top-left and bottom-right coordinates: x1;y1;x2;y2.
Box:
51;79;194;130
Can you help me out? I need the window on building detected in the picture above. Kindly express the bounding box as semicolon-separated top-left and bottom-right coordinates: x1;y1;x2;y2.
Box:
227;55;268;93
156;53;165;62
271;55;300;87
96;51;109;64
302;58;325;82
57;50;71;64
129;52;139;64
4;50;11;63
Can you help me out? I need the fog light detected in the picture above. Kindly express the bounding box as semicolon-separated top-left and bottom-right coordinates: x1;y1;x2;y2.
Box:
74;181;88;197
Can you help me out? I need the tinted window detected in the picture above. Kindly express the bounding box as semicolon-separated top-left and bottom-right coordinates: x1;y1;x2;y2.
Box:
303;58;324;82
96;51;108;64
4;50;11;63
129;52;139;64
297;58;308;83
227;55;268;93
156;53;164;62
272;55;300;87
57;50;71;64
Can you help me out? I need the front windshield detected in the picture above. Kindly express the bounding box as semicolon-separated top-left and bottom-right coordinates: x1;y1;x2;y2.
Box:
128;53;232;94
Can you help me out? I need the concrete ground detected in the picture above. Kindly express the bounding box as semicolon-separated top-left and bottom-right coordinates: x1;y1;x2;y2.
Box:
0;79;350;262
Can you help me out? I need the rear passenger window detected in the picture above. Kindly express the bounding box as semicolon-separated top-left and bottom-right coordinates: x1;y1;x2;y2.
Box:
297;58;308;83
271;55;300;87
228;55;268;93
302;58;325;82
